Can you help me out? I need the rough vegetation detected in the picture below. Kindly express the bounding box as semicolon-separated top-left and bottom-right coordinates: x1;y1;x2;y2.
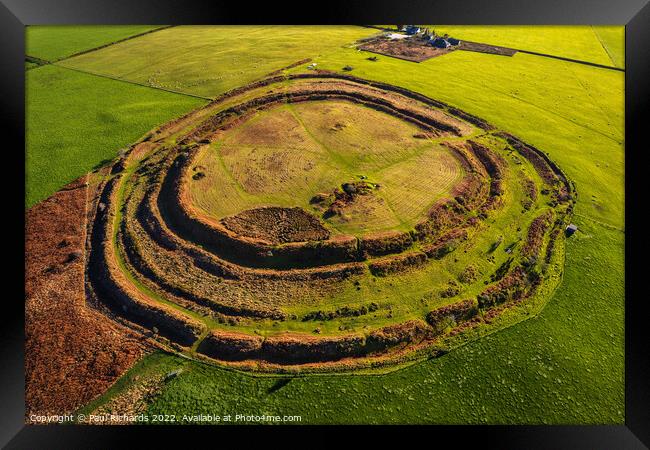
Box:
25;176;145;418
220;206;330;244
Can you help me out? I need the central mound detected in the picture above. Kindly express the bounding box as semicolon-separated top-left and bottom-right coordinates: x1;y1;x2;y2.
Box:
220;206;330;244
187;100;464;236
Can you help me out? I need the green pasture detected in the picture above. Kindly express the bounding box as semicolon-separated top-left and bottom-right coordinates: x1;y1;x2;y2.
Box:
26;65;204;207
58;26;378;98
426;25;624;68
26;25;164;62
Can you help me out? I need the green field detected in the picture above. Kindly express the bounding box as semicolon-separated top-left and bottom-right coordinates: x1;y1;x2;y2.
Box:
26;65;204;207
428;25;624;68
26;25;164;62
58;26;378;98
26;25;624;424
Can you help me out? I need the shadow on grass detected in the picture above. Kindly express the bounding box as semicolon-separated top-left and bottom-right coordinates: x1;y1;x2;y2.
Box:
92;158;114;171
267;378;293;394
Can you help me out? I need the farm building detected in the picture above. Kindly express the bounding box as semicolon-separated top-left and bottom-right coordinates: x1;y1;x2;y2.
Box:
447;37;461;45
431;38;451;49
404;25;421;35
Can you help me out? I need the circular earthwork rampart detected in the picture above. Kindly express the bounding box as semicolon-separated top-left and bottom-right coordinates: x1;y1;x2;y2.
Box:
86;72;574;372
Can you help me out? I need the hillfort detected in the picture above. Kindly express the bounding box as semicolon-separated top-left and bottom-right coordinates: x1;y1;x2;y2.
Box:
82;70;575;372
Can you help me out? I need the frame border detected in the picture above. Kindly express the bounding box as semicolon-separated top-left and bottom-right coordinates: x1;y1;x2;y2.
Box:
4;0;648;446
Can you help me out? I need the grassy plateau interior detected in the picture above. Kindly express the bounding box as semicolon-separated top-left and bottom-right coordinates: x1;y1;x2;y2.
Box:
189;100;464;235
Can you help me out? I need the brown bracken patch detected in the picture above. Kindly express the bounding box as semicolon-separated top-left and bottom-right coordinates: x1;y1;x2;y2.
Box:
25;176;145;420
220;206;330;244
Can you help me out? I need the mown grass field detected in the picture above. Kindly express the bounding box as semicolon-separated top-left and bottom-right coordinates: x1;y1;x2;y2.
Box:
427;25;624;69
26;25;624;424
26;25;164;62
26;65;204;207
58;26;378;98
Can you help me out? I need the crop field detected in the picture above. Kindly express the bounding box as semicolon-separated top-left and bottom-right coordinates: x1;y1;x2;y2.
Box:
24;25;624;425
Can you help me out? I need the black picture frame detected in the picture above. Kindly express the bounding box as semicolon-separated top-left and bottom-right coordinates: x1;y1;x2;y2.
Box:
4;0;648;447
